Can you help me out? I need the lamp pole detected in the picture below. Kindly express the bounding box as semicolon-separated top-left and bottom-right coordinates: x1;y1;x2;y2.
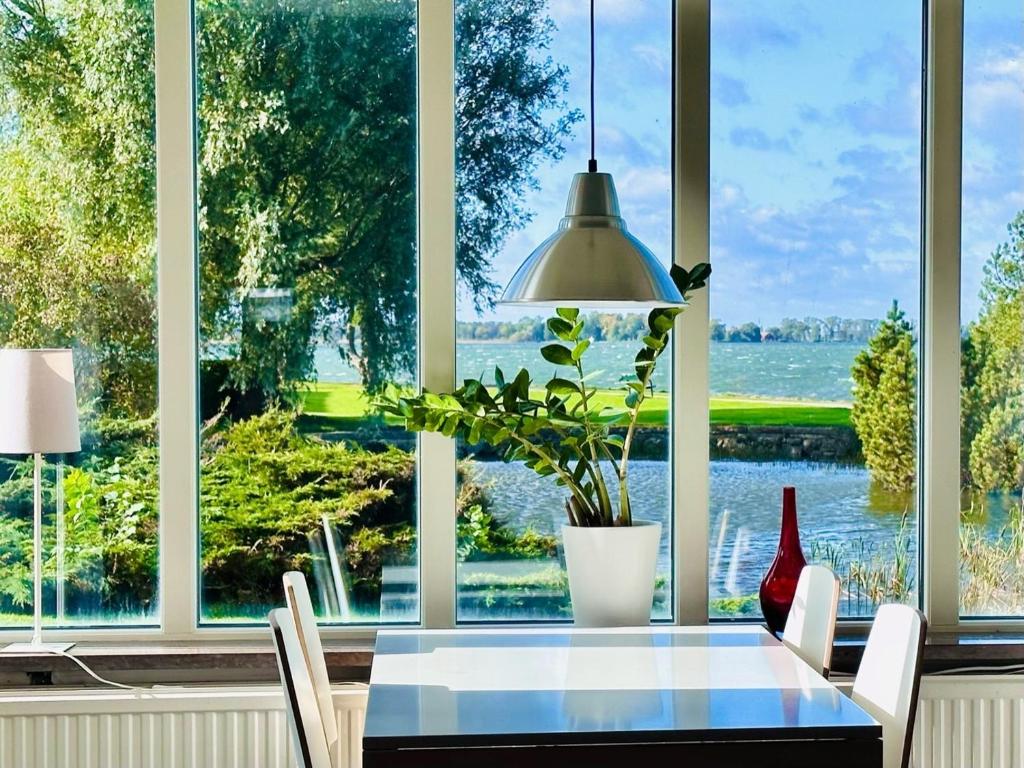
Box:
32;452;43;647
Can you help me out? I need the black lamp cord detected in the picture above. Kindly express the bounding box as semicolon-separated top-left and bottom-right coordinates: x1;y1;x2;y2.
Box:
588;0;597;173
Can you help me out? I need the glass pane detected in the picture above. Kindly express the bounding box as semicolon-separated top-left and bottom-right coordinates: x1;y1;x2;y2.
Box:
958;0;1024;617
0;2;158;628
454;0;674;622
196;0;419;624
709;1;922;620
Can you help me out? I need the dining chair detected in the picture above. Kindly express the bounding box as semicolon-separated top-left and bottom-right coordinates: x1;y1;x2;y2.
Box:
283;571;339;756
781;564;841;676
269;608;334;768
851;604;928;768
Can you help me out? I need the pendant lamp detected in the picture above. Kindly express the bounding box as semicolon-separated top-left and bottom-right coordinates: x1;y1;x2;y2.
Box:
499;0;683;307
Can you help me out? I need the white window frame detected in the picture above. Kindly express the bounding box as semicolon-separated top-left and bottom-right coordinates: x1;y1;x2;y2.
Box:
1;0;984;644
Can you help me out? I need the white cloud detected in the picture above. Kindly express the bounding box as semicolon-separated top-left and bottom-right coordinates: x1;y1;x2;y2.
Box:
964;46;1024;126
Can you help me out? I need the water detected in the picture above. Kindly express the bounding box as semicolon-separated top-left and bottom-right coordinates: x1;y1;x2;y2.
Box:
467;459;919;600
315;340;862;401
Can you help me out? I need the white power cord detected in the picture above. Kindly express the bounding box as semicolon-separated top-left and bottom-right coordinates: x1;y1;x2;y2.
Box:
8;647;187;694
13;647;371;693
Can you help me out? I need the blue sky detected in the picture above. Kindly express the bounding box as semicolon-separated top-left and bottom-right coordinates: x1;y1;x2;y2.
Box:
458;0;1023;327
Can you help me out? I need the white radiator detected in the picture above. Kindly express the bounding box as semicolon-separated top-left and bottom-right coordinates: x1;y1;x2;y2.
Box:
1;676;1022;768
0;685;367;768
914;676;1024;768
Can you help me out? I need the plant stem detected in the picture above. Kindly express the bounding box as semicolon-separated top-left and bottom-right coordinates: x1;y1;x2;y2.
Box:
617;348;661;526
575;358;615;525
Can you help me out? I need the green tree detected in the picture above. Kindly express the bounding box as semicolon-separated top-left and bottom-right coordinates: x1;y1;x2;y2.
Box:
851;300;917;493
0;0;578;410
0;0;157;415
961;211;1024;492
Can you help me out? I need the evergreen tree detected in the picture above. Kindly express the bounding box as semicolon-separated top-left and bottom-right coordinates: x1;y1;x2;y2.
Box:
961;211;1024;492
851;300;917;493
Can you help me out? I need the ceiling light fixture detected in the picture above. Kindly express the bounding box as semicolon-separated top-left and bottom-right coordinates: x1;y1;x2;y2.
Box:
499;0;683;307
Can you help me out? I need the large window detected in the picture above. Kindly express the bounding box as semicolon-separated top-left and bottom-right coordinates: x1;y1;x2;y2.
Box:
453;0;675;622
1;1;1014;639
195;0;420;624
0;1;159;628
709;1;923;619
958;0;1024;617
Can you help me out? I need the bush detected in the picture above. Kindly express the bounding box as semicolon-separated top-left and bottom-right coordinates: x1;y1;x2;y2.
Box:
199;410;417;613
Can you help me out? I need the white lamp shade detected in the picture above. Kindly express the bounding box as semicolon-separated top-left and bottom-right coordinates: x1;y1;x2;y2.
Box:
0;348;81;454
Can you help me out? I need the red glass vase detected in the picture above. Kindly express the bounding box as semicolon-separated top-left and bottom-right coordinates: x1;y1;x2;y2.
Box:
759;486;806;636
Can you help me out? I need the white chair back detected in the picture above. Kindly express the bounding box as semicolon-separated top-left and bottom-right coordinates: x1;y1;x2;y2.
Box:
269;608;334;768
852;604;927;768
284;571;339;753
782;564;841;675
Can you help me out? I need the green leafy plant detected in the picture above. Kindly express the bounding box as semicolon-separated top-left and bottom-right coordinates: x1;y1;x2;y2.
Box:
379;264;710;527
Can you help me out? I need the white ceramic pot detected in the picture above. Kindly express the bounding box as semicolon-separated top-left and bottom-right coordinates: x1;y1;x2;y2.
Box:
562;521;661;627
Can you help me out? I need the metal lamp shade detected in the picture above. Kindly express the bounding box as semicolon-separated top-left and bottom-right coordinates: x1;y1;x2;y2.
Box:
500;172;683;307
0;348;81;454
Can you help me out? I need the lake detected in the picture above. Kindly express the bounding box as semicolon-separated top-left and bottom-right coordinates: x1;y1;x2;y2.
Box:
315;340;863;402
467;458;1020;615
466;459;916;605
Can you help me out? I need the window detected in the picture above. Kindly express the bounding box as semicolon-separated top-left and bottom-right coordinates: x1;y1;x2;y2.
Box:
195;0;419;624
452;0;674;623
958;0;1024;617
0;1;158;627
0;1;1010;640
709;1;923;619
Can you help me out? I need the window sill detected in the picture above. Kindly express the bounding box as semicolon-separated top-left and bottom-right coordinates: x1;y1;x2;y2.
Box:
832;630;1024;675
0;640;373;687
3;629;1024;687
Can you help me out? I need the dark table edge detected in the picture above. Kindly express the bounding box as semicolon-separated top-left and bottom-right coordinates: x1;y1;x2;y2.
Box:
361;721;882;751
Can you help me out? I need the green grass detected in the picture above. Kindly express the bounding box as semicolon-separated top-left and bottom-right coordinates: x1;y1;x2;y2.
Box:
297;382;851;431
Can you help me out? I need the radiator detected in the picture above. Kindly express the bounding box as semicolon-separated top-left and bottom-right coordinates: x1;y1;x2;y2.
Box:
0;686;367;768
914;676;1024;768
1;676;1022;768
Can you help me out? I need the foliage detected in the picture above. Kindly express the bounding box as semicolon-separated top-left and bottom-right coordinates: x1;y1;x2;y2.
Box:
0;0;577;413
380;264;711;527
961;211;1024;493
960;506;1024;615
458;504;557;561
199;410;417;609
851;300;917;492
0;0;158;416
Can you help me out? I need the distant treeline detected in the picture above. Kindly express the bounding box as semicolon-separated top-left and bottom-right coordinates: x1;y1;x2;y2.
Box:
457;314;881;343
711;317;882;343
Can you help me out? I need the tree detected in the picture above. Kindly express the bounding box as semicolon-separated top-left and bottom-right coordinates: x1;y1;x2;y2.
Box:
0;0;158;416
0;0;579;411
961;211;1024;493
851;300;917;493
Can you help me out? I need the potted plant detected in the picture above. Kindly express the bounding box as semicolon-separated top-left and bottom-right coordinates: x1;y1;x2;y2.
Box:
378;263;710;625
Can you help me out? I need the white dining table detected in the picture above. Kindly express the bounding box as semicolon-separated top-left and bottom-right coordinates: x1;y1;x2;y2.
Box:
362;624;881;767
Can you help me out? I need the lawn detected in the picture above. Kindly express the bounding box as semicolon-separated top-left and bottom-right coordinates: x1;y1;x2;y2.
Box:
297;382;851;430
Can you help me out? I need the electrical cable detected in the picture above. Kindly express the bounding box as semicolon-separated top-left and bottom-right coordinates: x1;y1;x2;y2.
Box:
588;0;597;173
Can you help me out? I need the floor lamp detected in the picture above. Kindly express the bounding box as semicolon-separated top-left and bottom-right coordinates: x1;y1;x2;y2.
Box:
0;349;80;653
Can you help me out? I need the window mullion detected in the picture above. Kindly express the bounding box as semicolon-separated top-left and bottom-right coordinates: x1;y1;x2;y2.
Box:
673;0;712;626
922;0;963;630
417;0;458;629
154;0;199;638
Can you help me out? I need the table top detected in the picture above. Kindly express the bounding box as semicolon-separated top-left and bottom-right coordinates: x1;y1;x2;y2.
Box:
363;625;880;750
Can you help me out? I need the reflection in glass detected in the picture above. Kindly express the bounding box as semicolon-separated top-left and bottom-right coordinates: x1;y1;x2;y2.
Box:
958;0;1024;616
195;0;419;624
454;0;675;624
709;1;923;619
0;1;159;628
